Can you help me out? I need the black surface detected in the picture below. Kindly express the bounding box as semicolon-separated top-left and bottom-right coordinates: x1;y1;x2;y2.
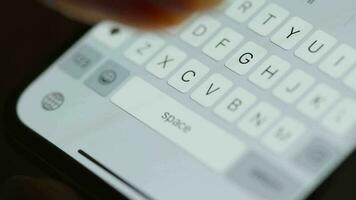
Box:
0;0;85;192
1;1;356;199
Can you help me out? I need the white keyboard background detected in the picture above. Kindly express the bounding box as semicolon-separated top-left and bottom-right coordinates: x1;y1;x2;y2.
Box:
55;0;356;199
89;0;356;154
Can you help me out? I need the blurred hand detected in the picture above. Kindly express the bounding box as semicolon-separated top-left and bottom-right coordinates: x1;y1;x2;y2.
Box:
42;0;222;28
0;176;79;200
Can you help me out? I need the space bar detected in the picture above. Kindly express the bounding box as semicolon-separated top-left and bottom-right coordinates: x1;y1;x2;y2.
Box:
110;77;246;173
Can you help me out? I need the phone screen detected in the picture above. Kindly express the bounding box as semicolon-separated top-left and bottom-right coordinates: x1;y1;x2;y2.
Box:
16;0;356;199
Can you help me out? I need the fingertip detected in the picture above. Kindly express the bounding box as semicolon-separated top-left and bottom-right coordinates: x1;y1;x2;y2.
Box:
178;0;223;11
51;0;194;28
41;0;222;28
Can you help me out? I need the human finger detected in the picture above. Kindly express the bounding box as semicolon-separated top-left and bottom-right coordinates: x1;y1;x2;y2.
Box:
41;0;222;28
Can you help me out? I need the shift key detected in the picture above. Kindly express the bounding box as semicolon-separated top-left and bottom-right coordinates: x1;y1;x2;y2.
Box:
111;77;246;173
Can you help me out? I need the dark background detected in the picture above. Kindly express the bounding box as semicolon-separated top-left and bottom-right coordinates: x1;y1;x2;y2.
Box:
0;0;88;196
0;1;356;199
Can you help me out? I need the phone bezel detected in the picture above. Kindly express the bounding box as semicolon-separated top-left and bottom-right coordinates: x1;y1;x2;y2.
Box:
2;27;356;200
2;27;129;200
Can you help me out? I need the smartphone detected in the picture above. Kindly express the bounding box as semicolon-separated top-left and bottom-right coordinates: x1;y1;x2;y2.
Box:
10;0;356;199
